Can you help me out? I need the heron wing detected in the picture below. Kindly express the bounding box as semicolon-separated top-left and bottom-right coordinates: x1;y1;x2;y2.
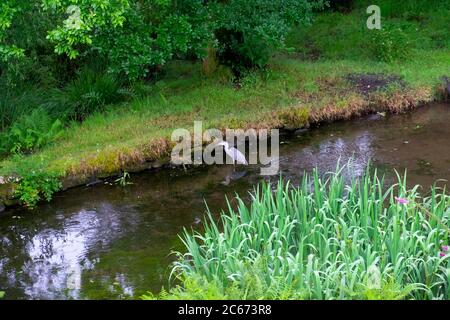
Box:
230;147;248;165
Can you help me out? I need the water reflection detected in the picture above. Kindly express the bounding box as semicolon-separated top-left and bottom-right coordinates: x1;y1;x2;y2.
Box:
0;103;449;299
1;204;141;299
280;131;374;178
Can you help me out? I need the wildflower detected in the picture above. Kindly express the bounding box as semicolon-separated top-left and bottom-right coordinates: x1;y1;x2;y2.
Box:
442;245;449;252
439;252;446;258
395;197;408;205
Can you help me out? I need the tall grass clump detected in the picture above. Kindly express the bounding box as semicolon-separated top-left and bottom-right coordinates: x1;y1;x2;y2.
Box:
150;166;450;300
46;68;122;121
0;89;45;131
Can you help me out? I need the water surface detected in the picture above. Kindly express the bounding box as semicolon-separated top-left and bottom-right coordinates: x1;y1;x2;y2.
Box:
1;103;449;299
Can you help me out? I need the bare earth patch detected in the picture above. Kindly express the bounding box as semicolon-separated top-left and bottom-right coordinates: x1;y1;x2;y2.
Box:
346;73;407;95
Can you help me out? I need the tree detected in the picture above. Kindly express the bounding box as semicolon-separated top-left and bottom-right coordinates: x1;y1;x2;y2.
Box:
1;0;211;81
0;0;25;62
210;0;326;75
1;0;325;81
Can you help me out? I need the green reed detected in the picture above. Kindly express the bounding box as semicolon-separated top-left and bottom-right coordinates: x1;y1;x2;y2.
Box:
160;165;450;300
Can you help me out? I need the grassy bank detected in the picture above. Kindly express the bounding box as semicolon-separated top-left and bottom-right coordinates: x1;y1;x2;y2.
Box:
1;2;449;207
144;166;450;300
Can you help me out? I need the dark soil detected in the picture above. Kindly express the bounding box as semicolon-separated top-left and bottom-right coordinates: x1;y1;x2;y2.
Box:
346;73;407;95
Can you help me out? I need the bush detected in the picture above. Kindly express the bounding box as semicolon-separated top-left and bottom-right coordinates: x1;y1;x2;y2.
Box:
369;25;411;62
48;68;122;121
96;1;210;81
1;0;212;82
213;0;326;76
1;1;326;82
14;169;61;208
0;108;63;155
153;165;450;300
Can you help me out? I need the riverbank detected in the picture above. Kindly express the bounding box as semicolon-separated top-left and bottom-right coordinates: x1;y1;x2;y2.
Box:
1;6;449;209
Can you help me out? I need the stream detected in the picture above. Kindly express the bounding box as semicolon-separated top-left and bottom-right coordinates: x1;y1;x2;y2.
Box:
1;103;449;299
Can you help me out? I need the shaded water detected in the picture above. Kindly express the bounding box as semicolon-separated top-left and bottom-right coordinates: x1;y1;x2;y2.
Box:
1;103;449;300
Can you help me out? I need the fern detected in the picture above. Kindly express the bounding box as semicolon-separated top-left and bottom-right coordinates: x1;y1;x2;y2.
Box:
0;108;63;155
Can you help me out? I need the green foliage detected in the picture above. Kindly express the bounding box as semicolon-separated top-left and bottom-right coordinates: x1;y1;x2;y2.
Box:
0;108;63;155
14;165;61;208
288;1;449;62
1;0;211;81
356;0;450;19
0;89;42;131
0;291;5;299
163;165;450;300
145;274;417;300
213;0;325;75
3;0;324;79
0;0;25;62
359;280;417;300
115;171;133;187
41;0;211;81
43;0;130;60
143;276;239;300
0;1;59;87
369;25;412;62
96;1;210;80
48;68;122;121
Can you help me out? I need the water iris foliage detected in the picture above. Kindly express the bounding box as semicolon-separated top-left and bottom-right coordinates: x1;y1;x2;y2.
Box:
158;165;450;300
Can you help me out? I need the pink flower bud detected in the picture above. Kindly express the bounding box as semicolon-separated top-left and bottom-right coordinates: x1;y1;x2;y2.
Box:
395;197;408;205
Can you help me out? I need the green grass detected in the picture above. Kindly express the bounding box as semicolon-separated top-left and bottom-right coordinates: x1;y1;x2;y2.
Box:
287;2;450;62
1;2;449;191
144;165;450;300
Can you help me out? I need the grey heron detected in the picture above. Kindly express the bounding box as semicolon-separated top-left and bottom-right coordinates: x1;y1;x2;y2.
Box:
217;141;248;166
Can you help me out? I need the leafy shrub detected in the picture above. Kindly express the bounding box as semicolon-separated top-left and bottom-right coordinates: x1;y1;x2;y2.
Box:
0;0;61;83
44;0;211;81
159;165;450;300
14;169;61;208
0;108;63;155
370;25;412;62
2;0;326;81
213;0;326;76
1;1;211;81
214;28;269;76
48;68;121;121
96;1;210;81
